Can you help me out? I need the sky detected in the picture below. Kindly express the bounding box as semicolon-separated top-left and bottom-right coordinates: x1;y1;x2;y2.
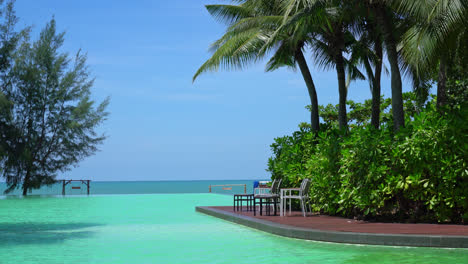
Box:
14;0;413;181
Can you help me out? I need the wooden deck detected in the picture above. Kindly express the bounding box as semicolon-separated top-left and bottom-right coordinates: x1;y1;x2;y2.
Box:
210;206;468;236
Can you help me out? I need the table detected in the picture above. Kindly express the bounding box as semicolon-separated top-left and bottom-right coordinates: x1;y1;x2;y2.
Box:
280;188;301;216
253;194;279;216
233;194;254;211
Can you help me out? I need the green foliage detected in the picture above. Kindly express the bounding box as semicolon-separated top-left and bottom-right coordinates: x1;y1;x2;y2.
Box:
0;0;25;175
269;97;468;223
446;69;468;111
0;18;109;195
310;97;392;128
268;124;314;187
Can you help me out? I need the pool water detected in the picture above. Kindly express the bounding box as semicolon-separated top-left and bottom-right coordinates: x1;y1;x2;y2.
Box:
0;194;466;264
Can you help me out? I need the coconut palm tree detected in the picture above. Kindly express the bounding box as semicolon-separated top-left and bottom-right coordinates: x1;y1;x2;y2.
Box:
347;33;384;128
193;0;322;133
279;0;363;131
399;0;467;109
345;1;385;129
313;20;351;131
368;2;406;131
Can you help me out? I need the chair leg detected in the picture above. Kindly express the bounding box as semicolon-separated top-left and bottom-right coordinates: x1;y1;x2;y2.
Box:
284;198;287;216
304;198;307;217
273;198;277;216
254;198;256;216
300;199;305;217
260;198;263;216
280;197;283;216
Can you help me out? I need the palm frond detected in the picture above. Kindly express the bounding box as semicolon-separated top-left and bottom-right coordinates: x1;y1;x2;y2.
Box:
399;0;466;62
193;28;268;82
309;37;334;71
344;56;366;90
226;16;283;36
401;26;439;75
265;42;296;71
260;0;327;56
205;5;253;25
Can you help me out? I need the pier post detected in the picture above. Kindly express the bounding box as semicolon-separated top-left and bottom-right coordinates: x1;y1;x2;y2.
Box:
62;180;65;195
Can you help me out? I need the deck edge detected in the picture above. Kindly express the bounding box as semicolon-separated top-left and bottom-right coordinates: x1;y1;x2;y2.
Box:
195;206;468;248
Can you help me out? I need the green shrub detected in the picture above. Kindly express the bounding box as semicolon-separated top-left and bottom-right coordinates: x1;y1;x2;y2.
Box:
268;97;468;223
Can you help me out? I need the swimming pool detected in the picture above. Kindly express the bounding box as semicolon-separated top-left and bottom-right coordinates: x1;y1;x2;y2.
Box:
0;194;466;264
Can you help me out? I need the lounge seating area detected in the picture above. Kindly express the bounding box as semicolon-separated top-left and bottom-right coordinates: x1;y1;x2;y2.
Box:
215;178;468;248
233;179;312;217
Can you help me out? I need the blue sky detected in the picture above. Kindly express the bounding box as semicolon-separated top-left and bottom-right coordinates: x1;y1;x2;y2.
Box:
15;0;413;181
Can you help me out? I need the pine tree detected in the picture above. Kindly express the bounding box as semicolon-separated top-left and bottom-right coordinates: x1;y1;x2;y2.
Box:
0;18;109;195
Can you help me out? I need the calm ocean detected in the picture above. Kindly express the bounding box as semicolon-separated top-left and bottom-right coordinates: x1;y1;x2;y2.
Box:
0;180;261;196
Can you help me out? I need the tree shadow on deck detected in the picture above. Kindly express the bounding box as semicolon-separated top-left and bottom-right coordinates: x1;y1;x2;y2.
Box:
0;222;103;246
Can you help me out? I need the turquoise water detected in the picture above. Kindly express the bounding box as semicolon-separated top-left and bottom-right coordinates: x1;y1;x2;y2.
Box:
0;180;258;196
0;193;466;264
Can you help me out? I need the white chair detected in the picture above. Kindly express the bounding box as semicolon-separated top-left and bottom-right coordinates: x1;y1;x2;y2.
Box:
280;178;312;217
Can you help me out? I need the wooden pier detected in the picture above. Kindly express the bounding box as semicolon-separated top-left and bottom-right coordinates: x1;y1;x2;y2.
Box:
209;184;246;193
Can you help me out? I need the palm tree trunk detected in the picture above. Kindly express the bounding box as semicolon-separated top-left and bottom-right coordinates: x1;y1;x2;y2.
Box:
295;49;320;133
372;40;383;129
386;45;404;131
363;58;381;129
437;55;447;109
364;17;383;129
335;54;347;130
376;7;404;131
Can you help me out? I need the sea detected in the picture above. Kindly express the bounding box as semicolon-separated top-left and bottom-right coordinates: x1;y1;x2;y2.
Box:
0;180;261;196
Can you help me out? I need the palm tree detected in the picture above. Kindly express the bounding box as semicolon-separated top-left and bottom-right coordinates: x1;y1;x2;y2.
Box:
280;0;361;131
399;0;467;110
370;2;406;131
316;20;350;131
346;2;385;129
193;0;322;133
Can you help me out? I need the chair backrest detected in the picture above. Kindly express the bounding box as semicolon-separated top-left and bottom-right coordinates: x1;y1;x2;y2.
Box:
299;178;311;197
270;179;282;195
